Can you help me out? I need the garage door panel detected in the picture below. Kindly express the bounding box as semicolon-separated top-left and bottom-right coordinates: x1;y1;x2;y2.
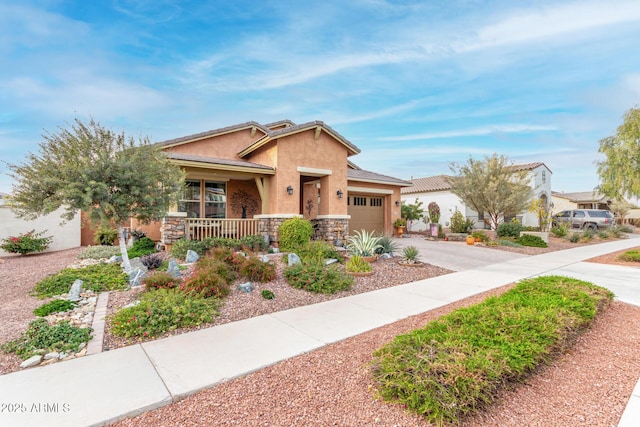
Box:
348;195;384;234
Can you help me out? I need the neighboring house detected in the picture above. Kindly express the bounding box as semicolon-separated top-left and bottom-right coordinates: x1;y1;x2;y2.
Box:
83;120;412;247
401;162;552;231
551;191;611;212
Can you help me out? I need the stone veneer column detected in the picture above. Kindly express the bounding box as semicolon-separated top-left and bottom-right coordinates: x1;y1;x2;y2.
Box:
255;214;303;247
315;215;350;244
160;212;187;245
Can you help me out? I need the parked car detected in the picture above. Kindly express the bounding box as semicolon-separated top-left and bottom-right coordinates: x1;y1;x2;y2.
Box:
552;209;614;230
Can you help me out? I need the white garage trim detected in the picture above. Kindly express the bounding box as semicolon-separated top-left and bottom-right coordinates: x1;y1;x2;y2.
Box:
297;166;332;176
347;186;393;195
317;215;351;219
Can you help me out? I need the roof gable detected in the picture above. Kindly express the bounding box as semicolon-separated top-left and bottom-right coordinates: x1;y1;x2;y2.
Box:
402;175;453;194
154;121;269;148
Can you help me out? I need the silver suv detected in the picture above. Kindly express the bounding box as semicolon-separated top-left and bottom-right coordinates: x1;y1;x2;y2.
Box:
552;209;614;230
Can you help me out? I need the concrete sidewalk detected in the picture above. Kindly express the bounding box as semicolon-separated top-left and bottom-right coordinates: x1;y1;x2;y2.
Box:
0;236;638;427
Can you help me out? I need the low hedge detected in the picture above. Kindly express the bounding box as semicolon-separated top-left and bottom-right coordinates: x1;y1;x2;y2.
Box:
370;276;613;425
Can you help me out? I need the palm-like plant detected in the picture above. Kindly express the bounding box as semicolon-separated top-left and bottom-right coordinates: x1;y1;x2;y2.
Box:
400;246;420;264
346;229;383;257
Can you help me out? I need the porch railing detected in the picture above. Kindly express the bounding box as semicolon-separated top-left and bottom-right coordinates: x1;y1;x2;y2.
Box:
185;218;260;240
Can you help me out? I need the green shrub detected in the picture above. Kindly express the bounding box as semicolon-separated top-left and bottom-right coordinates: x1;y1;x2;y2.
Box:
261;290;275;300
284;262;353;294
181;258;233;299
375;235;398;255
496;239;523;248
581;229;595;242
240;257;276;282
127;237;157;259
33;299;77;317
1;319;92;360
614;224;634;233
78;245;122;260
171;238;208;260
239;235;269;252
346;255;372;273
209;247;245;273
34;263;128;298
471;230;489;242
400;246;420;263
550;223;569;238
497;221;523;238
1;229;53;255
516;234;548;248
295;241;344;264
278;217;313;252
202;237;242;251
619;250;640;262
567;232;581;243
597;230;611;239
110;288;218;338
370;276;612;425
94;225;117;246
450;210;475;233
346;229;382;257
144;272;180;290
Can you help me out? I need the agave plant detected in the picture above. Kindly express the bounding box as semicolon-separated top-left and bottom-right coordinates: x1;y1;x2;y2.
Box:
346;255;372;273
400;246;420;264
346;229;383;257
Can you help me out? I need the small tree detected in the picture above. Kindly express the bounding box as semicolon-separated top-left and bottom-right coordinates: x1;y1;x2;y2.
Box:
528;197;551;231
427;201;441;224
448;154;532;230
609;198;633;224
597;107;640;199
401;198;425;233
7;118;185;272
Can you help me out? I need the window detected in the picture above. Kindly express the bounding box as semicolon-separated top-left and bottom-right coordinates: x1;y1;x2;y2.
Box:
542;170;546;184
179;179;227;218
354;196;367;206
370;197;383;207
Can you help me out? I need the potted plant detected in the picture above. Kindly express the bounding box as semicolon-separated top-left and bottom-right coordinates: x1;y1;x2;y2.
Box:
427;201;441;239
346;229;383;262
346;255;373;276
398;246;423;266
393;218;407;237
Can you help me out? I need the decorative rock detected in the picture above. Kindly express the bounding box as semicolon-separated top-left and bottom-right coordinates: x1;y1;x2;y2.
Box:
237;282;254;293
325;258;338;265
185;250;200;263
127;258;148;274
261;255;270;263
167;258;182;278
380;253;393;259
41;358;58;366
107;255;123;264
124;301;140;308
20;355;43;368
270;247;280;254
288;253;301;266
44;352;60;360
78;342;86;351
58;352;67;359
68;279;83;302
128;268;146;287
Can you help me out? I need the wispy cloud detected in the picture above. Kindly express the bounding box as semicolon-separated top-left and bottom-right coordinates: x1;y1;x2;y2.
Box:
378;124;558;141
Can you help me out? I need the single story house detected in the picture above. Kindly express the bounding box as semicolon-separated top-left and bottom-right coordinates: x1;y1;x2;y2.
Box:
401;162;552;231
551;191;611;212
81;120;411;247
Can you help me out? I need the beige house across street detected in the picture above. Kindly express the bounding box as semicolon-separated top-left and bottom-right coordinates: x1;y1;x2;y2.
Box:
81;120;412;247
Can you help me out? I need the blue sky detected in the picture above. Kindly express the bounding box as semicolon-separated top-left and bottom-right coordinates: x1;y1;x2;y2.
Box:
1;0;639;194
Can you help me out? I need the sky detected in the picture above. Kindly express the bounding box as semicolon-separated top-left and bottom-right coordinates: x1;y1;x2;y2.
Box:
1;0;639;195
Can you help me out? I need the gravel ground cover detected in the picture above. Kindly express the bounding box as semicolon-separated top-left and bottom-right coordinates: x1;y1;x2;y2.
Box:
2;237;639;426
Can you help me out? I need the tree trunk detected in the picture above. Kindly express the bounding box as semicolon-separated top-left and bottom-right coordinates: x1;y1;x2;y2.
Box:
118;225;132;272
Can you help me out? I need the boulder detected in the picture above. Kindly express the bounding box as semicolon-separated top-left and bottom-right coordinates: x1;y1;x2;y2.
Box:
128;268;146;287
379;253;393;259
167;258;182;278
107;255;123;264
325;258;338;265
68;279;83;302
237;282;255;293
127;257;148;274
20;355;43;368
260;255;270;263
185;250;200;264
44;352;60;360
288;253;301;266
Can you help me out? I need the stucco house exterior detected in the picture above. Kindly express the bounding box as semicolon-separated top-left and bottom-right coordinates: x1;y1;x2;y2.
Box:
401;162;552;231
90;120;411;247
551;191;612;212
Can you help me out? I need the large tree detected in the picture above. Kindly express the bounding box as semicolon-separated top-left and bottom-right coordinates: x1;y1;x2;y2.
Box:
597;107;640;199
7;118;185;271
448;154;532;230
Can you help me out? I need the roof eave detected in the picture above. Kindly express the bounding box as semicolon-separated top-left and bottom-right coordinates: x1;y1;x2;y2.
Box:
170;159;275;175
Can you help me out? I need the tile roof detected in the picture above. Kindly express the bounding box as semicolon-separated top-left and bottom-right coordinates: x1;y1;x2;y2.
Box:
154;122;269;147
348;169;412;186
510;162;549;172
551;191;609;203
165;152;274;171
401;175;453;194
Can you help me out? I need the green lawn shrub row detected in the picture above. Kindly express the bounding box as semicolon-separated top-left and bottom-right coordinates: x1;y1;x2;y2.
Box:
33;263;128;298
170;235;268;260
516;234;548;248
370;276;613;426
33;299;77;317
284;262;353;294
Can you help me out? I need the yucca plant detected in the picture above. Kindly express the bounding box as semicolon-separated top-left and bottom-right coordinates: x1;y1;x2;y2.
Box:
346;255;372;273
400;246;420;264
375;235;399;255
346;229;383;257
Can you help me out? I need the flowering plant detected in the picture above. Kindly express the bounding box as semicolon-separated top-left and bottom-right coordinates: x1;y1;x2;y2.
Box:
1;230;53;255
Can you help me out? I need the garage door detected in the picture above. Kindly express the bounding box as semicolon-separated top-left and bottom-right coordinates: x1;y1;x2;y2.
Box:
348;195;384;234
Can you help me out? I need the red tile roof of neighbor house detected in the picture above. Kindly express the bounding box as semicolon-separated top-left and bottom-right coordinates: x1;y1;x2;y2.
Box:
510;162;549;172
348;169;412;186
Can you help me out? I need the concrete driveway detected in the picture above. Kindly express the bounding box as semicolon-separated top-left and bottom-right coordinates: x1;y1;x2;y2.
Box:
393;234;528;271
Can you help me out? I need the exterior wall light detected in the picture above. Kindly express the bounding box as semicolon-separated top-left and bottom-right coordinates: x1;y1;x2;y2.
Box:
395;200;401;206
336;189;343;199
286;185;294;195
